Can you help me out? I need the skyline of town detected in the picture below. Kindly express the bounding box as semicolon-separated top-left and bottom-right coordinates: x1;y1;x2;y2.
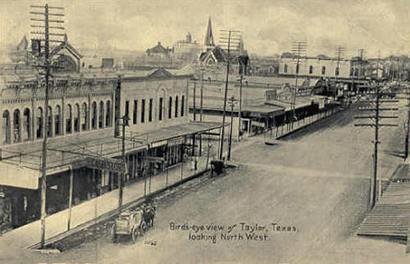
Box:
1;0;410;59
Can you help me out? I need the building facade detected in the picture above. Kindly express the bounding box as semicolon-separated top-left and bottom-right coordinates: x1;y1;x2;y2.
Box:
279;54;352;79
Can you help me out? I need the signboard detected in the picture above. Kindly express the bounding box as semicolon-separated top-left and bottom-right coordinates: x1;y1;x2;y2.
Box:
0;161;39;190
151;140;168;148
74;157;126;173
265;89;277;101
168;137;184;147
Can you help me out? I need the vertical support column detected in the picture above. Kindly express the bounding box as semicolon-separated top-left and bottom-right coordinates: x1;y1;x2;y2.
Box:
67;166;73;231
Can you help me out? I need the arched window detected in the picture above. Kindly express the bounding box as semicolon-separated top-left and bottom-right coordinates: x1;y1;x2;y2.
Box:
36;107;43;139
296;64;299;74
309;65;313;74
23;108;31;141
74;103;80;132
66;104;72;134
322;66;326;75
106;101;111;127
168;96;172;119
91;102;97;129
55;105;62;136
47;106;53;137
13;109;21;143
2;110;10;144
175;96;179;118
99;101;104;128
181;95;185;117
284;64;288;73
81;102;88;131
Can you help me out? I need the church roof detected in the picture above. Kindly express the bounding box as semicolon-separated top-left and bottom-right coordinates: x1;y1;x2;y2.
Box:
204;17;215;47
50;34;82;59
17;36;28;51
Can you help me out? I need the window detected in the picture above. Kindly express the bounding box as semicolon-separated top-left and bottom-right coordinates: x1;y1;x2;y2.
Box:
106;101;111;127
322;66;326;75
81;103;88;131
168;96;172;119
149;99;153;122
66;104;72;134
133;100;137;124
47;107;52;137
296;64;299;74
141;99;145;123
23;108;31;141
175;96;179;118
125;100;129;125
159;97;163;121
92;102;97;129
284;64;288;73
13;109;20;143
2;110;10;144
36;107;43;139
181;95;185;117
74;104;80;132
55;105;62;136
335;67;339;76
309;65;313;74
99;101;104;128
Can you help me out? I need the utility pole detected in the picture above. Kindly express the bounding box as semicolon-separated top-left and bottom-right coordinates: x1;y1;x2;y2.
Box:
30;4;65;249
335;46;345;100
227;96;237;161
355;84;398;208
291;41;307;129
238;74;243;142
118;115;129;208
199;68;204;156
218;29;241;160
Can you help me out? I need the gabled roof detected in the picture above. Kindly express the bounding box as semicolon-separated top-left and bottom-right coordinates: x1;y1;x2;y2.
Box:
146;42;170;54
50;34;82;59
145;68;174;78
17;36;28;51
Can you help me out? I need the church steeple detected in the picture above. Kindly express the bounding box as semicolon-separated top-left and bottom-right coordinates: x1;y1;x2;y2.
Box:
204;17;215;49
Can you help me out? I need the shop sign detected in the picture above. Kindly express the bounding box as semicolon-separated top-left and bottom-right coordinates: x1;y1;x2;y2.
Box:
76;157;126;173
168;137;184;147
151;140;168;148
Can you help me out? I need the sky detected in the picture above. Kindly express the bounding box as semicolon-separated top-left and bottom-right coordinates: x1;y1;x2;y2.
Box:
1;0;410;58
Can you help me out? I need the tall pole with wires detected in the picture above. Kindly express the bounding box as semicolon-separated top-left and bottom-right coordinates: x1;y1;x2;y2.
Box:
30;3;65;248
218;29;241;160
355;85;398;208
335;46;345;99
291;41;307;129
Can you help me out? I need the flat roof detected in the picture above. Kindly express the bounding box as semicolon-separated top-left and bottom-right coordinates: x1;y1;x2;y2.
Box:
0;121;223;176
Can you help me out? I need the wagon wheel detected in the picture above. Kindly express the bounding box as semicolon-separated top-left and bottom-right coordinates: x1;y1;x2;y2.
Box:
148;215;154;227
140;220;148;233
131;227;139;243
111;224;118;243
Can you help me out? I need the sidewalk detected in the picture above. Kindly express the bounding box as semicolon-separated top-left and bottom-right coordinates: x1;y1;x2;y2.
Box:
270;108;342;140
0;156;211;251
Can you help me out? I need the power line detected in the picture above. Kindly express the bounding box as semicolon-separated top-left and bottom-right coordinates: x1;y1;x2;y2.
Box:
218;29;241;160
354;85;398;209
30;3;65;249
290;41;307;129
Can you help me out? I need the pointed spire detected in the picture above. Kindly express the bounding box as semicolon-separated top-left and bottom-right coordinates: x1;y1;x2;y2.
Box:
204;17;215;48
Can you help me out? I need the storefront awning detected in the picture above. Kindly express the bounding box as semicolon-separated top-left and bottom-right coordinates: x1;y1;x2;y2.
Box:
0;161;39;189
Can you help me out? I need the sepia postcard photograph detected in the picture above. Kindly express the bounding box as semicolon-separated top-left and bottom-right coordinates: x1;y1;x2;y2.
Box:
1;0;410;263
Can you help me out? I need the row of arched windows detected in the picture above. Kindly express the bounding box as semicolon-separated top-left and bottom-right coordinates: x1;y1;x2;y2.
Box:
2;100;112;144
